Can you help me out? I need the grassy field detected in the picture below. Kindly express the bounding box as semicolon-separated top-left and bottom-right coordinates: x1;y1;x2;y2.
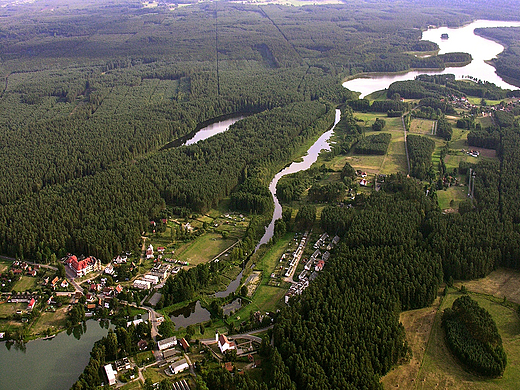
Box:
384;268;520;390
414;290;520;390
436;185;469;210
0;260;10;273
381;130;408;174
230;234;294;323
30;306;68;335
12;276;38;292
0;302;25;317
410;118;435;135
174;233;237;266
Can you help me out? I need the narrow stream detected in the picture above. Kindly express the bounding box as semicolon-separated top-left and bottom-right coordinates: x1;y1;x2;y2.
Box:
255;109;342;250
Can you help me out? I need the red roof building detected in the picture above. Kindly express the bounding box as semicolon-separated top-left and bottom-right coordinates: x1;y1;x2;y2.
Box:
179;338;190;352
66;255;101;277
27;298;36;310
315;260;325;272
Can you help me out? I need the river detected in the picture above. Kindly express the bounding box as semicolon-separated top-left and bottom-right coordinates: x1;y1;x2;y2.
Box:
256;109;342;249
0;321;110;390
343;20;520;98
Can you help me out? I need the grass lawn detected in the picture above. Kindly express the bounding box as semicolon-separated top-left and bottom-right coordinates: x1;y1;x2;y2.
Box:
175;233;236;265
436;185;468;210
12;276;38;292
120;381;143;390
135;350;155;366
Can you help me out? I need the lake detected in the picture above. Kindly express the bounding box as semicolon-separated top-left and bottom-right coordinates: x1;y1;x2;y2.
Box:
343;20;520;98
0;321;110;390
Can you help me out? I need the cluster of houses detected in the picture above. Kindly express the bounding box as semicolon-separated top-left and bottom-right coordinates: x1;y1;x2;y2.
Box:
84;281;123;313
285;233;340;305
65;254;102;278
283;232;309;278
43;276;71;290
132;263;172;290
9;261;39;277
462;148;480;158
7;293;38;310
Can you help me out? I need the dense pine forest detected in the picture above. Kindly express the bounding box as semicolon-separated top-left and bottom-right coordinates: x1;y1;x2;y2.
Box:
2;0;520;389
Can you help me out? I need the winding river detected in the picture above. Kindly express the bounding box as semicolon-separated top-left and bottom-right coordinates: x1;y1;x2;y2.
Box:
343;20;520;98
256;109;342;249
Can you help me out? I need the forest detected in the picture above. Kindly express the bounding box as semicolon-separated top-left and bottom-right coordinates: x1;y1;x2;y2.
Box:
2;0;520;389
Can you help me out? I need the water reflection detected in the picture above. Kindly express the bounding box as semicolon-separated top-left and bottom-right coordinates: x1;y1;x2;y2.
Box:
170;301;211;330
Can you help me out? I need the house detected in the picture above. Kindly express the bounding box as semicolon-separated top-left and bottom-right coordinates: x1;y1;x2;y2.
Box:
61;280;69;288
157;247;165;253
132;279;151;290
169;359;189;375
163;348;177;359
27;298;36;310
115;357;131;371
115;285;123;294
315;260;325;272
104;364;117;386
66;255;102;277
158;336;177;351
104;264;115;275
143;274;159;285
217;333;236;354
224;362;234;373
27;270;37;277
360;179;368;186
146;245;154;259
179;338;190;352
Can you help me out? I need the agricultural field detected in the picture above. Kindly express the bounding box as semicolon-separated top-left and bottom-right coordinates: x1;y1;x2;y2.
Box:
409;118;436;135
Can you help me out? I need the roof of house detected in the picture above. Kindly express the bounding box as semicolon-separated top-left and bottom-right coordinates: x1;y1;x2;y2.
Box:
179;338;190;350
224;362;234;372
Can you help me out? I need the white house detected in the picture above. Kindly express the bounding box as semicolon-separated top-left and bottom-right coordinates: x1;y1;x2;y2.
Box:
146;245;154;259
169;359;189;374
104;364;117;386
143;274;159;285
217;333;236;354
158;336;177;351
132;279;151;290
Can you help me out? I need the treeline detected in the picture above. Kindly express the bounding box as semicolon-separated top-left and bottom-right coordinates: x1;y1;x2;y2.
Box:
354;133;392;155
436;117;453;141
347;98;408;114
407;135;435;180
442;296;506;377
387;76;518;100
